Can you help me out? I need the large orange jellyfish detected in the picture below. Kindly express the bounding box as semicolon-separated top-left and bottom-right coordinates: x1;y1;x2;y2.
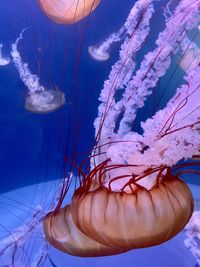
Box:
37;0;100;24
43;0;200;257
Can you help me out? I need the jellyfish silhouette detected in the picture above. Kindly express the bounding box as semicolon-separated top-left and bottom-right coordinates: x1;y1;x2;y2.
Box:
11;29;65;114
37;0;100;24
43;0;200;257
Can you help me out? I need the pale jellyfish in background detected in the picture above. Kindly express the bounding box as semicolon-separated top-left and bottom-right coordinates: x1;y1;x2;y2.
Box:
0;43;10;66
37;0;100;24
88;1;140;62
179;35;200;71
10;29;65;114
88;26;125;61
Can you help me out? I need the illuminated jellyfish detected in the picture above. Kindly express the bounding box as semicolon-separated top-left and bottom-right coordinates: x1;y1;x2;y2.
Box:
88;26;125;61
179;35;200;71
11;29;65;114
88;0;139;61
37;0;100;24
0;43;10;66
43;0;200;257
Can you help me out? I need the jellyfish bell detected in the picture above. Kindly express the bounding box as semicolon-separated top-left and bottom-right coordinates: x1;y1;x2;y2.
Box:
37;0;100;24
25;89;65;114
43;204;128;257
0;43;10;66
70;165;194;250
11;29;66;114
88;45;110;61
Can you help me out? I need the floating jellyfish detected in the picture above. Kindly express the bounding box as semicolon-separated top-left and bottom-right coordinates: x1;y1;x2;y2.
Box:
88;26;125;61
179;36;200;71
0;43;10;66
43;0;200;257
37;0;100;24
88;0;151;62
88;3;137;61
11;29;65;114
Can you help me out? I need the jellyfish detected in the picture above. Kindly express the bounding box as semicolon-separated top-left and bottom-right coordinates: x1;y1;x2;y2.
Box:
37;0;100;24
88;0;139;61
43;0;200;257
179;36;200;71
88;26;125;61
11;29;65;114
0;43;10;66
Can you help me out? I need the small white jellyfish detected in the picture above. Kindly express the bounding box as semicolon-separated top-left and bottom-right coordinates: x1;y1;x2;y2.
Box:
0;43;10;66
25;89;65;113
11;29;65;114
179;36;200;71
88;26;125;61
88;45;110;61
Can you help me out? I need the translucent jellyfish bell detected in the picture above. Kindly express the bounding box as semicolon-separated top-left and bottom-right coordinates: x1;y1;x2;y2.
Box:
88;45;110;61
25;89;65;114
37;0;100;24
0;43;10;66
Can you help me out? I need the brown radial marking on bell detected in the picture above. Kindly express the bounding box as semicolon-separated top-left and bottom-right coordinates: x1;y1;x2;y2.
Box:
149;184;175;245
63;207;71;234
148;189;158;219
103;187;110;224
163;178;191;211
158;183;179;242
143;190;157;246
89;189;95;232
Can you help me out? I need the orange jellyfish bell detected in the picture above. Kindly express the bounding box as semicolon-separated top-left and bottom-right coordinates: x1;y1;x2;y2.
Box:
43;204;128;257
71;169;194;250
37;0;100;24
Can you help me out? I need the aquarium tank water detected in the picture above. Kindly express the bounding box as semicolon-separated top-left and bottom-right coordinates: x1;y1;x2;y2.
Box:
0;0;200;266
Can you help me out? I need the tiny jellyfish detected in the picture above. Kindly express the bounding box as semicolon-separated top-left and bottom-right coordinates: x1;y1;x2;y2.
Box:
0;43;10;66
179;36;200;71
88;0;146;62
88;22;126;61
37;0;100;24
88;45;110;61
11;29;65;114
